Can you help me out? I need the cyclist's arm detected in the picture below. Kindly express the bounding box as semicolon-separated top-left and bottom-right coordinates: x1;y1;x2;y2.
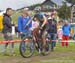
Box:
41;15;47;28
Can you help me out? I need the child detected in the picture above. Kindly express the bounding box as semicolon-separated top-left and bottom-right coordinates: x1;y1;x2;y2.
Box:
57;21;63;41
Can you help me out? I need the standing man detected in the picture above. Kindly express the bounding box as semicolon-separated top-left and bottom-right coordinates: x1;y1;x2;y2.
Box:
2;8;14;55
62;20;71;47
47;14;57;51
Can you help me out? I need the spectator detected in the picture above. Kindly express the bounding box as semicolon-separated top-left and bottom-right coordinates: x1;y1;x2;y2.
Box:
57;21;63;41
18;8;32;39
62;20;71;47
2;8;14;55
47;13;57;51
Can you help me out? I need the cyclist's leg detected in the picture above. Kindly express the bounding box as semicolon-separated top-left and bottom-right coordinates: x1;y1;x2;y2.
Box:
41;25;48;49
41;30;50;55
42;30;47;49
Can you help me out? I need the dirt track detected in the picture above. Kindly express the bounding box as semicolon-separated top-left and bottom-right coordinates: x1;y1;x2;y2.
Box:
0;51;75;63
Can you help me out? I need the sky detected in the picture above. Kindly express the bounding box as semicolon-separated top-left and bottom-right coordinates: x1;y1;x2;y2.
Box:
0;0;64;10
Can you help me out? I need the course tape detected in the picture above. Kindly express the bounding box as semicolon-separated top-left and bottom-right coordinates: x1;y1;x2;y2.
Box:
0;39;75;44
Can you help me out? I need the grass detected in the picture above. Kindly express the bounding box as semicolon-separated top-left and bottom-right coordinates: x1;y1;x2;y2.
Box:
0;34;75;63
0;42;75;63
30;43;75;63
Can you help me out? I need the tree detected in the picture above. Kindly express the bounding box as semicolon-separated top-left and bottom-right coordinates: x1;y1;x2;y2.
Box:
66;0;75;22
58;2;70;19
66;0;75;6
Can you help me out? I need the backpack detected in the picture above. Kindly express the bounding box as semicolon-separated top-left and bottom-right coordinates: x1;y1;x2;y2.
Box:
0;15;4;31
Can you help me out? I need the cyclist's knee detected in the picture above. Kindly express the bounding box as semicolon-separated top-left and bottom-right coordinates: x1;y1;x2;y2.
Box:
42;31;47;38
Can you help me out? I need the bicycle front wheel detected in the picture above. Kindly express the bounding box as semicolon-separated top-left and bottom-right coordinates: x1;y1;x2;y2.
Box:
19;36;34;58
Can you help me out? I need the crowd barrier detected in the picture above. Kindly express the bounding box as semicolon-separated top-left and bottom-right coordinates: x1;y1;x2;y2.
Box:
0;39;75;44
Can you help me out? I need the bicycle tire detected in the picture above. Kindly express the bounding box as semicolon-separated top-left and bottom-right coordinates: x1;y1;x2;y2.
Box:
19;36;35;58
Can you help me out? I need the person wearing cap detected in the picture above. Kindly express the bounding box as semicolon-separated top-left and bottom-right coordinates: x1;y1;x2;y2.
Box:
2;8;14;55
47;13;57;51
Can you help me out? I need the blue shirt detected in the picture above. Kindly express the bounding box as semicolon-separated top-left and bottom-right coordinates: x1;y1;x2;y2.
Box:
62;24;71;36
18;16;32;33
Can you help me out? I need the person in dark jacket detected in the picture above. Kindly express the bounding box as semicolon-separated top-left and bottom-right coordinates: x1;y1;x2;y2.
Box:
2;8;14;55
47;14;57;51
